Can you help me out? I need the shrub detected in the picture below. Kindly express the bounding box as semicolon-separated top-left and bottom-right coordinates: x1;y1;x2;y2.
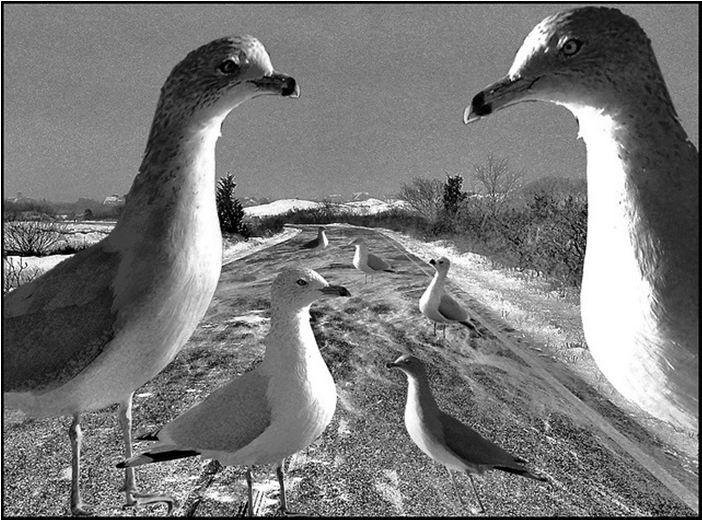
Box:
442;173;468;216
398;177;443;223
3;216;68;256
3;256;39;295
216;173;249;237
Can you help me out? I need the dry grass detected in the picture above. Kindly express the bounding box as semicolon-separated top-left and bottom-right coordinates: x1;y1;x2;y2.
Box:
2;225;697;517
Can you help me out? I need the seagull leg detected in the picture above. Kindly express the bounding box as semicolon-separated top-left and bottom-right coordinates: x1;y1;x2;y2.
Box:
433;322;437;336
448;469;484;514
68;413;92;516
442;324;447;339
245;467;255;518
118;395;176;515
274;459;305;517
466;474;485;514
447;468;465;506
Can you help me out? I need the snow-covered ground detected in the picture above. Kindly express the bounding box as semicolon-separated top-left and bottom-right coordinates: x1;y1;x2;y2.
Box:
243;198;408;217
244;199;321;217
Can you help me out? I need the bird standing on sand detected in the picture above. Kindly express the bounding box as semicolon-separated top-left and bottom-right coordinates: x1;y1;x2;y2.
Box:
118;268;350;517
349;237;395;283
3;35;299;515
419;257;481;339
301;226;329;251
387;355;546;514
464;7;698;430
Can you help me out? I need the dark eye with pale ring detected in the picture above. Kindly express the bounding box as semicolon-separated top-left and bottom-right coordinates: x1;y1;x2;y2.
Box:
296;279;307;286
562;39;582;56
218;59;239;74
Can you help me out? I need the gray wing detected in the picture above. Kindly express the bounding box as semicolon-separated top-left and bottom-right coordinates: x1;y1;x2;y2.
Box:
438;294;468;322
2;241;120;393
440;411;522;469
162;371;271;453
301;238;319;249
367;253;391;271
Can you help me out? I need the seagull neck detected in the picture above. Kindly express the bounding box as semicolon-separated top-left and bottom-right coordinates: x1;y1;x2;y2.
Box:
569;100;698;322
430;270;446;289
406;375;440;417
110;113;224;243
264;305;319;365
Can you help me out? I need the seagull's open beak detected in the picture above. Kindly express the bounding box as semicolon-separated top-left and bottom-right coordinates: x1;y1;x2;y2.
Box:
320;285;351;298
464;75;536;124
251;72;300;98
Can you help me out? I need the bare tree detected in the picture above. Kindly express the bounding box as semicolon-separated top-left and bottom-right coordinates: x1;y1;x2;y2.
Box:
3;216;68;256
3;256;39;295
472;153;526;224
398;177;444;222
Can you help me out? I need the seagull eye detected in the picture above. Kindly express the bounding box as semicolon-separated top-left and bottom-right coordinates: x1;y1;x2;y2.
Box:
296;279;307;286
561;38;582;56
218;58;239;74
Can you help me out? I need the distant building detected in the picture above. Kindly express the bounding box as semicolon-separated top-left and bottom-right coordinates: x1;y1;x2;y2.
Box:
351;191;372;201
6;191;33;203
103;194;126;206
324;194;346;203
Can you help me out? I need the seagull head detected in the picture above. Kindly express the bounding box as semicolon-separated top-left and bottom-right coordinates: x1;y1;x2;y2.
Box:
272;268;350;309
429;256;451;274
386;355;428;379
347;237;364;248
154;35;300;132
464;7;665;124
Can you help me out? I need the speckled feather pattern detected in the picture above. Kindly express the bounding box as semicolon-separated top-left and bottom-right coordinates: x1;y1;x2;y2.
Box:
466;7;698;428
3;35;296;418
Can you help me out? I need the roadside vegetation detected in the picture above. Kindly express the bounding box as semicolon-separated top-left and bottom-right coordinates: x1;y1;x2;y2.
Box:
3;154;587;294
251;154;587;291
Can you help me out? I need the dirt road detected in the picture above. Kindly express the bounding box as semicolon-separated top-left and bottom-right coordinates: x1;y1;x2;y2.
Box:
2;225;697;517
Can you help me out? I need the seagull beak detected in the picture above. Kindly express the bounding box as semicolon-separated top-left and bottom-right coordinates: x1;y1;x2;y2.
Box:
386;362;398;369
464;75;536;124
251;72;300;98
320;285;351;297
429;259;436;266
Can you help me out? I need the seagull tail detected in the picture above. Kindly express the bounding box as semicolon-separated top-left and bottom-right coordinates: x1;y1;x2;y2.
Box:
136;429;161;441
116;446;201;468
459;320;482;337
383;268;396;273
494;464;548;482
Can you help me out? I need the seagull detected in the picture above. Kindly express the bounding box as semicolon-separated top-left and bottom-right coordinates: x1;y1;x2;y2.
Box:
419;257;481;339
2;35;299;515
387;355;547;514
117;268;350;517
463;7;698;430
300;226;329;251
348;236;395;283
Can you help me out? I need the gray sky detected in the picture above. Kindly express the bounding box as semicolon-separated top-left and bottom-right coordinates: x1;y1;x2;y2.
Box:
2;2;698;202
